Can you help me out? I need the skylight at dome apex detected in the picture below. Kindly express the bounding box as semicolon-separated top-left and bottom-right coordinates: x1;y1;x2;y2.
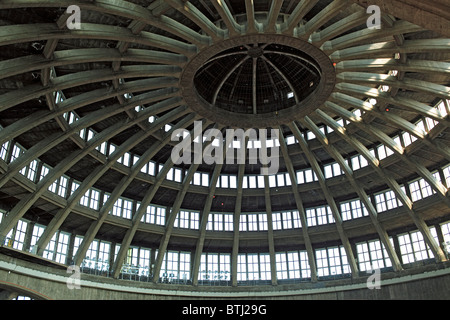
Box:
0;0;449;300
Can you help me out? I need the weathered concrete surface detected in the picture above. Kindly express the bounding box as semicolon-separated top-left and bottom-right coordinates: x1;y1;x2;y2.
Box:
0;253;449;300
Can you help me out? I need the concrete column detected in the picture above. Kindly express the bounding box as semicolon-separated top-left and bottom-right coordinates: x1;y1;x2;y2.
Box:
109;243;117;275
150;247;156;280
67;233;75;265
434;224;449;260
392;235;403;265
23;222;34;253
264;175;277;286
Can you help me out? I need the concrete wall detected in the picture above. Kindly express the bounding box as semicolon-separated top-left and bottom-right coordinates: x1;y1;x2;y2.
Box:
0;253;449;300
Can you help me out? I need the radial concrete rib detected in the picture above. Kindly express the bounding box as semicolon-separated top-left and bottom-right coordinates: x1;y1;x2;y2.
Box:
0;98;185;240
330;39;450;62
0;84;179;151
288;122;359;277
165;0;223;42
211;0;243;37
336;59;450;76
78;115;201;272
264;0;284;33
151;122;216;283
261;56;299;104
322;20;424;54
0;67;180;113
334;83;450;125
110;118;210;278
37;108;194;257
277;129;318;282
192;159;225;285
329;92;450;161
351;0;450;37
0;95;182;193
281;0;319;35
310;6;367;46
230;134;250;286
323;101;450;207
263;174;278;286
297;0;350;39
336;72;450;101
245;0;258;34
40;9;68;152
212;56;250;105
156;14;210;48
0;92;182;190
300;117;404;271
315;108;448;263
192;128;231;285
0;23;196;56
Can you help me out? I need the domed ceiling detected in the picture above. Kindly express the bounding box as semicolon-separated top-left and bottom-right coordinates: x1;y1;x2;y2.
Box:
0;0;448;283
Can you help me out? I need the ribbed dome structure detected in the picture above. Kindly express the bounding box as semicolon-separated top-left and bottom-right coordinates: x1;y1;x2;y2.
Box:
0;0;449;297
193;42;322;114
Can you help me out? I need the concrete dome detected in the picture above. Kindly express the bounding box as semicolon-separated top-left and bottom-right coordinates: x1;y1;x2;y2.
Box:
0;0;449;301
